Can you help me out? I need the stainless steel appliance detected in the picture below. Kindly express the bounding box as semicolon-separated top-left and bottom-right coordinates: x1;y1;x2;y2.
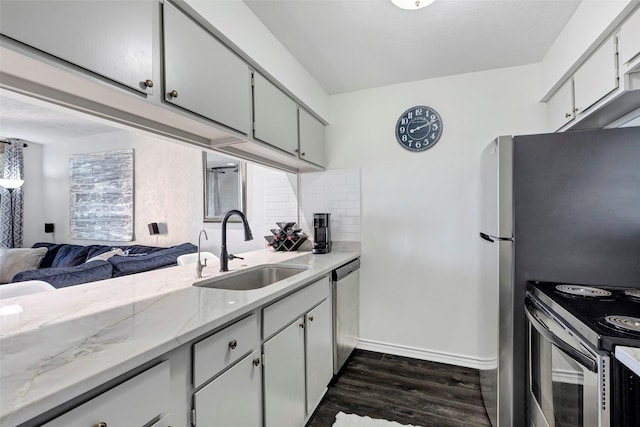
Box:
312;213;332;254
478;128;640;426
332;257;360;375
526;282;640;427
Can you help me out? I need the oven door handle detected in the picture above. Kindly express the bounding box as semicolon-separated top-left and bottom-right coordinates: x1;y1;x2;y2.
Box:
525;300;597;372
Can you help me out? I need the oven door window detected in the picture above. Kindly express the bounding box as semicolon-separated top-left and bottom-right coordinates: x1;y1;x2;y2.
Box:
529;324;602;427
532;335;584;426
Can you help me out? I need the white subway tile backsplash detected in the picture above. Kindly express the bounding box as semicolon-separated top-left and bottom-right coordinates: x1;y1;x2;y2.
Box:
299;168;361;242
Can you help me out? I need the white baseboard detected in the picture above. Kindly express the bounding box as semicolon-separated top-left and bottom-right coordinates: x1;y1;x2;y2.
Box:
356;338;496;370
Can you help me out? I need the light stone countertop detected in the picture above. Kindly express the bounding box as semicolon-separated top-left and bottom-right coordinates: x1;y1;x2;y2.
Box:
0;247;359;426
615;346;640;377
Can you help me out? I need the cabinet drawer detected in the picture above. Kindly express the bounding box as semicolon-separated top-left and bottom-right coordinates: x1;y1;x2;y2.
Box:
193;313;259;388
43;361;170;427
263;276;330;339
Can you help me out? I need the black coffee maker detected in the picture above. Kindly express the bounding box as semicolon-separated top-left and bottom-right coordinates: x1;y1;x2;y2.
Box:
312;213;332;254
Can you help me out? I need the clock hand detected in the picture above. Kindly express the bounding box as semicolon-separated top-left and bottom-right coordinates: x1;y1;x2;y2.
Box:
409;120;435;133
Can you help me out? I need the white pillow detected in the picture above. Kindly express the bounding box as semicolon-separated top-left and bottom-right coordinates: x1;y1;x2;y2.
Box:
0;247;48;283
86;248;124;263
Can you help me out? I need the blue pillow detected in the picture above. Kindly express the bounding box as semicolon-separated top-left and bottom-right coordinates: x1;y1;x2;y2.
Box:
11;261;113;288
109;243;197;277
52;245;92;267
32;243;64;269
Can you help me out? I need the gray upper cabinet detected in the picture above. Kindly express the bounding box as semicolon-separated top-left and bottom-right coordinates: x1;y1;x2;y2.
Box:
253;72;299;155
0;0;154;95
163;1;251;135
298;108;325;167
573;36;618;115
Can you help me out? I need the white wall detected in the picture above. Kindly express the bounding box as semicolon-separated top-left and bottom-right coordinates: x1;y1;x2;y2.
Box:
326;64;547;366
185;0;330;122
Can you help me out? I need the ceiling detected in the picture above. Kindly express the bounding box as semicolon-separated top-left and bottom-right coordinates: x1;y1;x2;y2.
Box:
243;0;582;94
0;89;122;145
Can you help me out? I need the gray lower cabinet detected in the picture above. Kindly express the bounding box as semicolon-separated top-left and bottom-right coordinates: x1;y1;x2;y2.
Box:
298;108;326;167
263;318;307;427
253;72;299;155
193;350;262;427
163;1;251;135
262;276;332;427
42;361;170;427
0;0;155;95
305;298;333;413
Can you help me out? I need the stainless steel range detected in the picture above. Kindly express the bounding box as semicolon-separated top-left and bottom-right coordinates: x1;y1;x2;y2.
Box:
526;281;640;427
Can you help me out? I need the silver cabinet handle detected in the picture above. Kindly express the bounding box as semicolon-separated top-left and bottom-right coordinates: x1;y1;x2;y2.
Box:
144;79;154;88
229;339;238;350
169;90;178;98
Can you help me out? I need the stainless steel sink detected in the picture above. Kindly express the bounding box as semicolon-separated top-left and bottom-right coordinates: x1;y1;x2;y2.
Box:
193;264;309;291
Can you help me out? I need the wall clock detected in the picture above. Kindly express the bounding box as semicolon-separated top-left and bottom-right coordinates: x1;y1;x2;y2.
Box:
395;105;443;152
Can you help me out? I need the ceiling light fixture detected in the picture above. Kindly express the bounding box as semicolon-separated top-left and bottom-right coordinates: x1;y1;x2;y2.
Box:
391;0;435;10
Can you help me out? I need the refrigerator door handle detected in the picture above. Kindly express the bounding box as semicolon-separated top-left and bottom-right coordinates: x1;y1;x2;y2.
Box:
479;232;514;243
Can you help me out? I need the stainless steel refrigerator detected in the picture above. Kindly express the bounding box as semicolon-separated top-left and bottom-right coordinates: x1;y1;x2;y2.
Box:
478;127;640;427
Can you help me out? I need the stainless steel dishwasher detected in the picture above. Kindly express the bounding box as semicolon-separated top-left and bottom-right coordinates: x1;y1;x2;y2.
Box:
332;257;360;375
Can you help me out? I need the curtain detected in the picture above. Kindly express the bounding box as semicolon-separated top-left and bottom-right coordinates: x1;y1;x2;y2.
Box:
0;139;24;248
207;169;222;217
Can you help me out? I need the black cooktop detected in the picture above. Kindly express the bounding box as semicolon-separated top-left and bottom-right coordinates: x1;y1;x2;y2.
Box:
527;281;640;352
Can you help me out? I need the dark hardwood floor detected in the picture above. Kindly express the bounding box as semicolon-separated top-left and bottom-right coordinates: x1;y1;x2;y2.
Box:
306;350;491;427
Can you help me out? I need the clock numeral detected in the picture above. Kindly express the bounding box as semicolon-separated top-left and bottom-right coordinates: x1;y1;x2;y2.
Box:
430;114;436;120
433;124;438;130
430;133;437;140
399;126;406;134
415;142;422;149
415;108;423;115
401;135;408;142
401;118;409;125
407;112;413;119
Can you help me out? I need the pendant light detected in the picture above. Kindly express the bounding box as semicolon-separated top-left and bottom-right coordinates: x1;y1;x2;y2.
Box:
0;179;24;189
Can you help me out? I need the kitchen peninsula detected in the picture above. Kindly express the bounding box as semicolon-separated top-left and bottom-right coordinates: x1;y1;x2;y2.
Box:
0;246;359;426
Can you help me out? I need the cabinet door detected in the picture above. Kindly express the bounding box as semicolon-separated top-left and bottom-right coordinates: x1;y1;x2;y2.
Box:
546;78;574;132
0;0;154;95
194;350;262;427
299;108;326;167
306;299;333;414
163;1;251;135
573;36;619;114
253;73;299;155
263;318;306;427
619;7;640;65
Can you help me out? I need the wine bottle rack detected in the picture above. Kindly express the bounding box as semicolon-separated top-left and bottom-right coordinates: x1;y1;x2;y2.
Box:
264;222;308;252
